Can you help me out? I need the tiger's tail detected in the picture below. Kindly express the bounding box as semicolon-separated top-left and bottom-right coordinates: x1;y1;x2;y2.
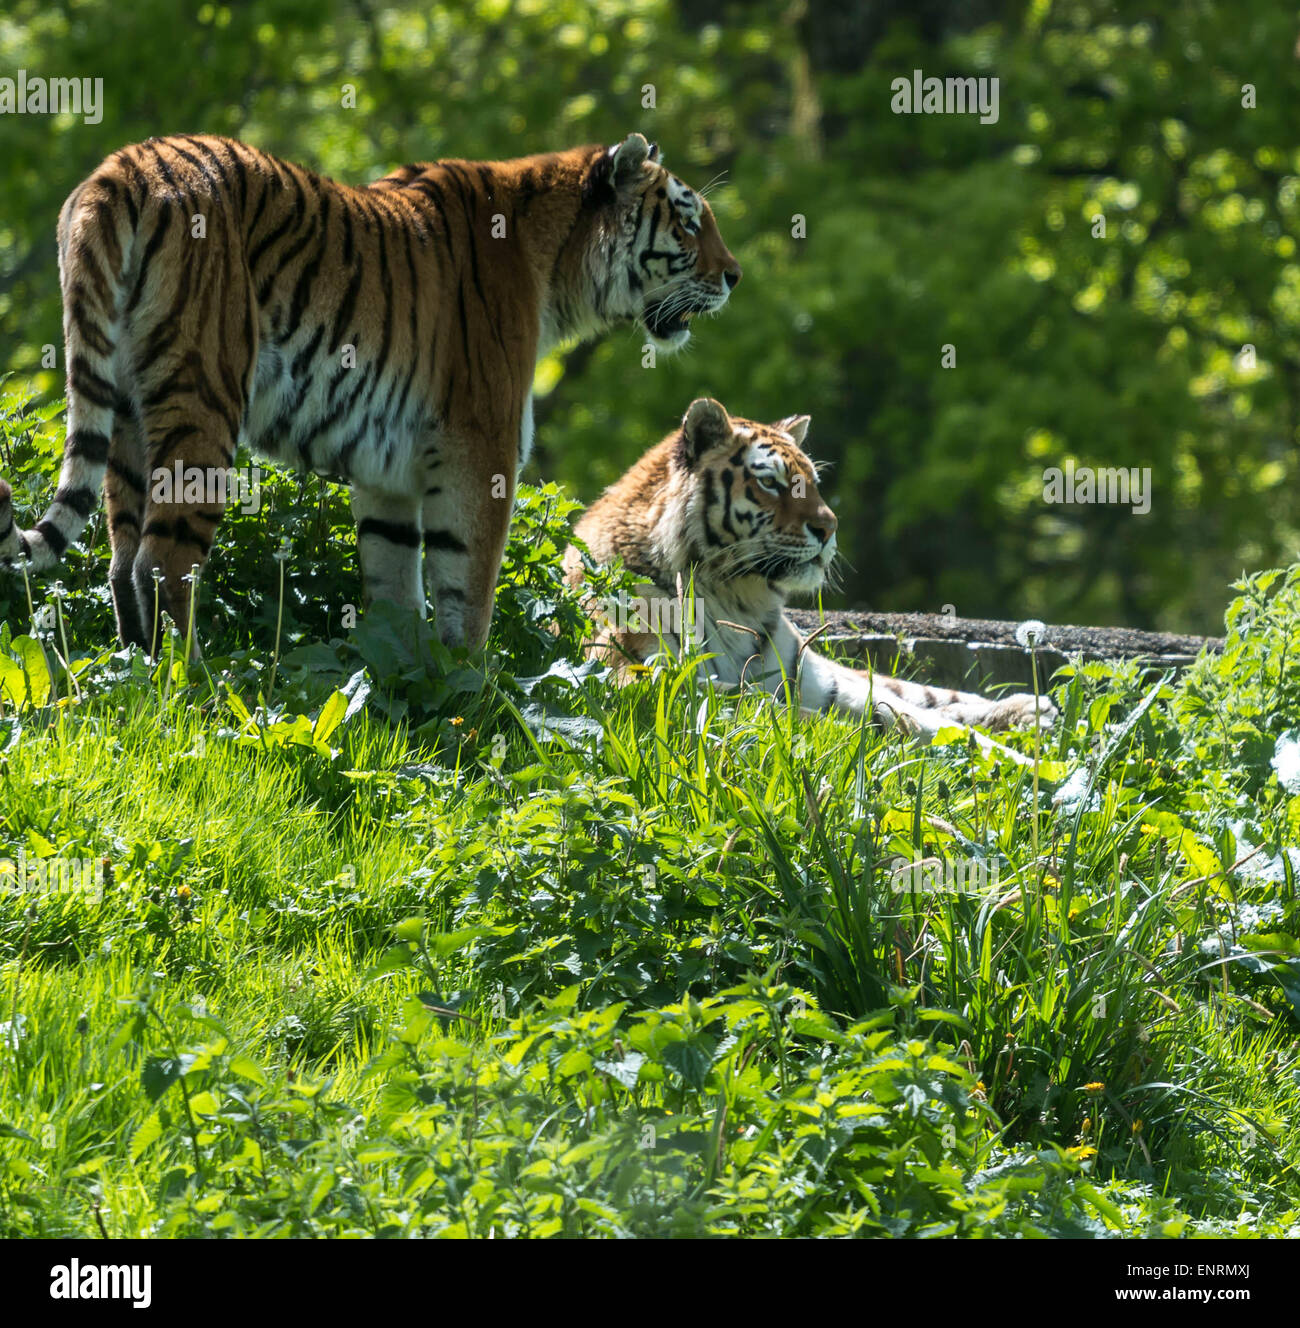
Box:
1;169;138;573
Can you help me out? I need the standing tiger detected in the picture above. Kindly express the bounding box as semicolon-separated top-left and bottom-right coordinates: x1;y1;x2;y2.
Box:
0;132;739;651
565;398;1055;737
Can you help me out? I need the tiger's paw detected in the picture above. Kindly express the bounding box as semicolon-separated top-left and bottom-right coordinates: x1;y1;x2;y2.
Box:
983;692;1057;732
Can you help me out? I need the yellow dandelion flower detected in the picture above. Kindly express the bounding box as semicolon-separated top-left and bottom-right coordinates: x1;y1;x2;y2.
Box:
1083;1081;1105;1094
1132;1119;1143;1133
177;885;192;899
1070;1145;1098;1160
450;716;464;727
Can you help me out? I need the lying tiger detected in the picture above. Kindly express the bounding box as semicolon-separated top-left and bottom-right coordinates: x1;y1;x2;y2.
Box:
565;398;1054;739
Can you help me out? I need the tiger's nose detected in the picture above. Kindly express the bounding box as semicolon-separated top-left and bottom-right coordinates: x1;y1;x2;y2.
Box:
807;507;837;544
724;265;742;290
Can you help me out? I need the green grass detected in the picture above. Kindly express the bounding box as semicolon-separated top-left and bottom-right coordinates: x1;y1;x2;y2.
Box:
1;394;1299;1236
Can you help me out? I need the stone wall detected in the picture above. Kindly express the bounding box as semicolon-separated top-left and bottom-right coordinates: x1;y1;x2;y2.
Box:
785;608;1221;692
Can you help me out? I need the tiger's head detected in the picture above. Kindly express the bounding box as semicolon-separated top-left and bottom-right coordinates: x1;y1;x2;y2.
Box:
583;134;741;351
672;397;837;601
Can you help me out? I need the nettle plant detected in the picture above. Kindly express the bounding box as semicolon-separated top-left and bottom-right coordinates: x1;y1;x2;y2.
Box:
77;973;1115;1238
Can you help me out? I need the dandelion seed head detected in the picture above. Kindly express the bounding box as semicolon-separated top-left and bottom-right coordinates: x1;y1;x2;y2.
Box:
1015;618;1049;649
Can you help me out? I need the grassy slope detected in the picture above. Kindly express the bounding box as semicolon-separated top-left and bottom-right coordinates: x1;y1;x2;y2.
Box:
0;421;1298;1234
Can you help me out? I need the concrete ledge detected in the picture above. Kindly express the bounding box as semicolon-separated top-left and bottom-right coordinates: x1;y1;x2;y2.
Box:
785;609;1221;692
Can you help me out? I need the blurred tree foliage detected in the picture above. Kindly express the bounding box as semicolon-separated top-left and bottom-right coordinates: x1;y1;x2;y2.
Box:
1;0;1297;634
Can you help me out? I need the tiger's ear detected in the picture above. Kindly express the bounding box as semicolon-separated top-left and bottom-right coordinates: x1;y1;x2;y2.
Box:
584;133;655;206
611;132;654;184
775;414;811;446
678;398;734;468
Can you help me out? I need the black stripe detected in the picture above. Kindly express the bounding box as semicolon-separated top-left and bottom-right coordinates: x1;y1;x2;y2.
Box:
120;168;140;231
68;292;114;358
366;215;396;414
513;166;540;216
186;136;242;210
107;457;146;493
643;196;661;256
67;430;111;463
69;356;117;410
392;227;421;422
289;324;325;386
119;149;149;223
135;247;198;376
407;178;454;249
52;487;96;518
125;207;173;314
169;139;225;198
329;242;363;355
35;519;68;555
172;517;212;552
719;471;739;539
358;517;421;548
701;471;723;546
258;190;319;306
287;191;331;331
92;197;124;277
247;208;296;277
139;367;184;412
144;141;184;202
341;195;356;267
147;424;200;470
423;529;467;554
245;168;272;247
72;234;113;307
184;350;240;444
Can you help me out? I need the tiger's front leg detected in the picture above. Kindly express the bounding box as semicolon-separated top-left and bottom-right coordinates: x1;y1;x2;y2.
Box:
350;488;425;617
793;644;1055;737
864;671;1056;732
